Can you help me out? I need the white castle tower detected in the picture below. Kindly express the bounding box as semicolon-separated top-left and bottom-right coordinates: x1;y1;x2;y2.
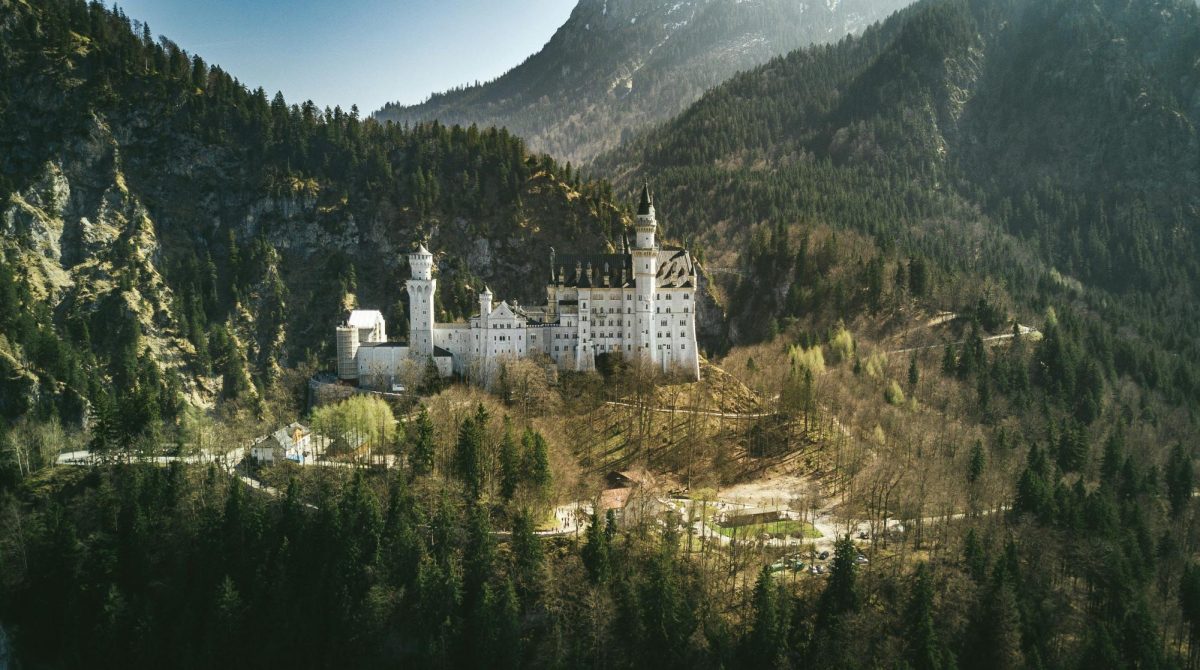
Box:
406;244;435;358
632;184;658;363
479;285;493;325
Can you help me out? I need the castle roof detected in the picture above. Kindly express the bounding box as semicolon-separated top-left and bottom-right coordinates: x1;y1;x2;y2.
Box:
414;243;431;256
490;301;525;321
637;184;653;216
550;249;695;289
553;253;634;288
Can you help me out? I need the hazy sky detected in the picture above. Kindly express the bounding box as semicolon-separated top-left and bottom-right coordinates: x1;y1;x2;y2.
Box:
116;0;576;113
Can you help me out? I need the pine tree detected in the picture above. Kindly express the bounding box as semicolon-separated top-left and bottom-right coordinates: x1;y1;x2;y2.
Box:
522;428;552;503
510;511;543;602
808;535;859;667
903;563;950;670
409;407;435;476
454;416;483;498
743;565;787;667
968;440;985;485
582;511;610;584
962;528;988;582
963;567;1023;670
1167;443;1193;518
499;418;519;500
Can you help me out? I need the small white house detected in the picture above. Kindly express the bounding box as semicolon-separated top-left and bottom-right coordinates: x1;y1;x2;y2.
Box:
252;422;313;464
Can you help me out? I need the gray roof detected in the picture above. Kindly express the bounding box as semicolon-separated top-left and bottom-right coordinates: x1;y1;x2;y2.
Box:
550;249;695;289
638;184;653;216
268;422;311;451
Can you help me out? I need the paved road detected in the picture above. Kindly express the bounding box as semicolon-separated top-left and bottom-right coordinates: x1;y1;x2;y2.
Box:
888;325;1040;355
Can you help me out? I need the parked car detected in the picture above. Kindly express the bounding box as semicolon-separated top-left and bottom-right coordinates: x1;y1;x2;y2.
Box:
818;551;830;560
854;554;869;565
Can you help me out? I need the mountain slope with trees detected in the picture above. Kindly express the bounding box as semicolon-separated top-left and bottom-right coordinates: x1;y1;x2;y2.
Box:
597;0;1200;404
374;0;913;164
0;0;630;434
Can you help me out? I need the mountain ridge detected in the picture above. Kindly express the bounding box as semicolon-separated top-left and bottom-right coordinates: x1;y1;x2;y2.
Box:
375;0;913;164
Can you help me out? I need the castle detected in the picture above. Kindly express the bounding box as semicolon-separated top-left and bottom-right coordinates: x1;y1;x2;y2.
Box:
336;187;700;388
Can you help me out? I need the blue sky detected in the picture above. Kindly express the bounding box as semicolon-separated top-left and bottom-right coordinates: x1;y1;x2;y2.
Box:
116;0;576;113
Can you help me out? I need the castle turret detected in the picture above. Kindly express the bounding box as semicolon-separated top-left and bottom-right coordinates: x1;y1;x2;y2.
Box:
480;285;493;322
632;184;658;362
336;325;360;381
406;244;436;358
635;184;656;250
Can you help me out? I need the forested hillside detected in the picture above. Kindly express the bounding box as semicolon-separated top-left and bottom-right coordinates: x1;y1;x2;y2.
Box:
0;0;627;433
375;0;912;164
3;1;1200;669
599;0;1200;404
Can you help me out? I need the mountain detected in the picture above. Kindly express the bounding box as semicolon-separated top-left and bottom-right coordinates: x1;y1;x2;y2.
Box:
0;0;633;431
374;0;914;165
597;0;1200;403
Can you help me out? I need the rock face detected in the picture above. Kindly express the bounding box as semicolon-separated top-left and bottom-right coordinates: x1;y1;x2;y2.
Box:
375;0;913;165
2;115;204;407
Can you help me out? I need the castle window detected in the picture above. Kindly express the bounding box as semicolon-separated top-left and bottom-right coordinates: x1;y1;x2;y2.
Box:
684;294;690;299
667;307;671;313
681;344;686;350
684;307;689;313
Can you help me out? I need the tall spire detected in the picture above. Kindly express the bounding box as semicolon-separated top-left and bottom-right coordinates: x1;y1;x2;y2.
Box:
637;183;653;216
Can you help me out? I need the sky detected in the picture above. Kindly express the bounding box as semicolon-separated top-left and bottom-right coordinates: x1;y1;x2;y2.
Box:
115;0;576;114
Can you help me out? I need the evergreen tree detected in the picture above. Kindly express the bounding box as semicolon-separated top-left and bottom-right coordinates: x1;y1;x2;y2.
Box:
808;535;859;667
409;407;436;477
968;440;985;485
510;511;543;603
454;416;484;498
963;567;1023;670
499;418;519;501
903;563;950;670
581;511;610;584
1167;443;1193;518
743;565;788;667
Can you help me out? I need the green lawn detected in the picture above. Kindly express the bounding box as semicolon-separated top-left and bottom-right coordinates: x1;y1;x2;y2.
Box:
714;519;822;539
